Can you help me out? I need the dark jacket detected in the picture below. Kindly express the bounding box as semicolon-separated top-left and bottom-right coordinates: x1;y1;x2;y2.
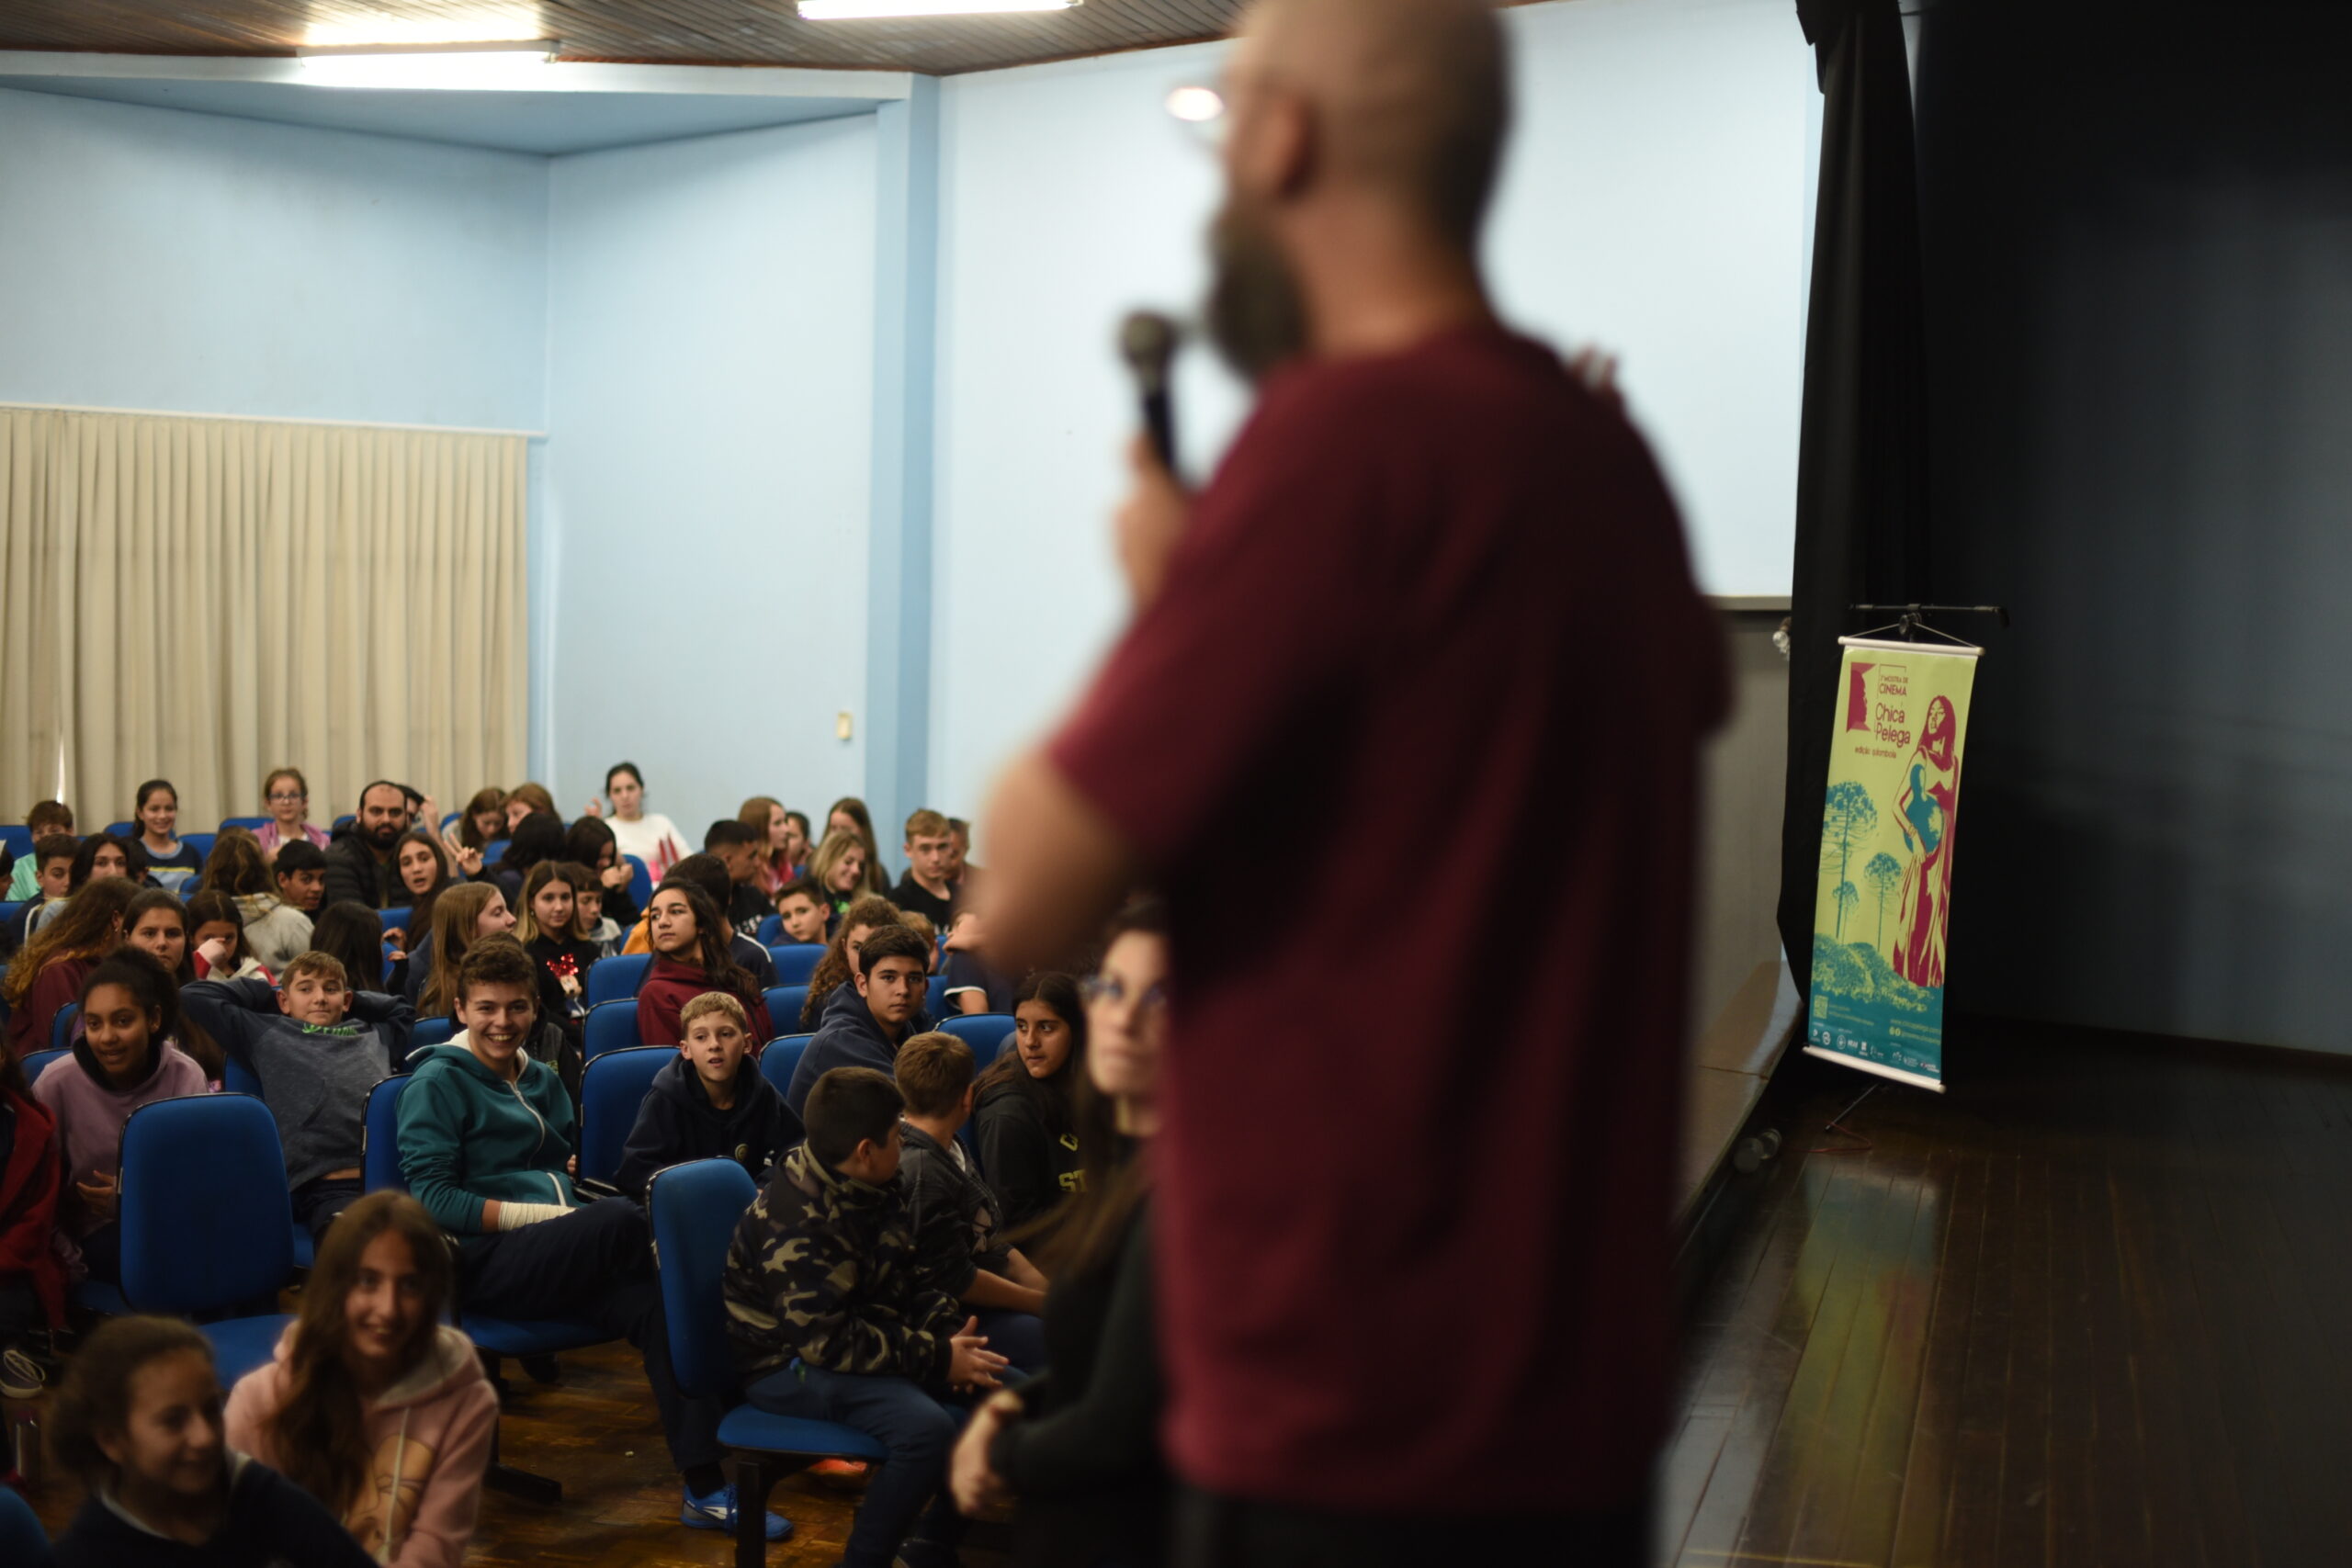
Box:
727;881;772;942
783;980;933;1119
898;1120;1011;1297
975;1069;1083;1234
722;1142;964;1384
615;1052;800;1201
52;1454;379;1568
992;1202;1165;1567
322;830;396;909
889;872;959;930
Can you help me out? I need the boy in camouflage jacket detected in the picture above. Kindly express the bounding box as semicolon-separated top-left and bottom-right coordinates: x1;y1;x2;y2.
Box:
724;1066;1010;1568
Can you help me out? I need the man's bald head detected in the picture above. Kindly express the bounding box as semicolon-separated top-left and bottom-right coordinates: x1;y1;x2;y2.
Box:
1233;0;1510;248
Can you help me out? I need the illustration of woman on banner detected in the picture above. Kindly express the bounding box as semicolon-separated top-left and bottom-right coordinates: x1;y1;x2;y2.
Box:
1892;695;1960;988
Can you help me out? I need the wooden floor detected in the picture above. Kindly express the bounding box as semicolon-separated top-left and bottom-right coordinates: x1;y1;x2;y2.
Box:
1665;1016;2352;1568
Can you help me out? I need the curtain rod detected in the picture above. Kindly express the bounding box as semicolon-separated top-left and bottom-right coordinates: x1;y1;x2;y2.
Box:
0;400;548;440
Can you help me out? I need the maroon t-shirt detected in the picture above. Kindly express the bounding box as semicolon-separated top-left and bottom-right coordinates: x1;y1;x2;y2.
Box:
1048;323;1725;1512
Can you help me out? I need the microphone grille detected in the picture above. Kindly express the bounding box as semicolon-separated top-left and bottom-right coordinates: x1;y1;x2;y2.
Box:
1119;310;1182;380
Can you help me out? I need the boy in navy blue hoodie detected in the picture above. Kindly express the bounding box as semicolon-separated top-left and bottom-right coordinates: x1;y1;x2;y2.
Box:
615;991;800;1201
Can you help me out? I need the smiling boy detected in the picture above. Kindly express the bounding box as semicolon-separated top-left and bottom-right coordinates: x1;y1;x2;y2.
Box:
614;992;800;1201
182;951;413;1241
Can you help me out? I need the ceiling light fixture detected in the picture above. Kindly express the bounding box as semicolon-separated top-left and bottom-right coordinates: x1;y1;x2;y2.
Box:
797;0;1078;19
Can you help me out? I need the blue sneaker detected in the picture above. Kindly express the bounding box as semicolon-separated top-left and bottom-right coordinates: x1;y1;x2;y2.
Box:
681;1481;793;1540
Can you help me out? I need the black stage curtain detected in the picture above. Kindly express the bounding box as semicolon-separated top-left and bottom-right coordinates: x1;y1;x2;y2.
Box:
1775;0;1932;998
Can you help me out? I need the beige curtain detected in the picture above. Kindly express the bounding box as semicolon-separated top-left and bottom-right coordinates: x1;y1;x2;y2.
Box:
0;408;527;833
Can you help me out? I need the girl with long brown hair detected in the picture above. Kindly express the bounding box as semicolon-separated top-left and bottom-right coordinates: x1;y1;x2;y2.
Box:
2;876;139;1057
199;829;314;973
409;883;514;1018
224;1191;497;1568
797;893;905;1029
635;884;774;1047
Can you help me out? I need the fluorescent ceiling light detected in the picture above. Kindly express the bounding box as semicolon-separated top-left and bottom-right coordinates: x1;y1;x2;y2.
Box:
288;41;559;88
798;0;1077;18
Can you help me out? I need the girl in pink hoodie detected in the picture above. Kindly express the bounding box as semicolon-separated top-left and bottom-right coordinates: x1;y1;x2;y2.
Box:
225;1191;498;1567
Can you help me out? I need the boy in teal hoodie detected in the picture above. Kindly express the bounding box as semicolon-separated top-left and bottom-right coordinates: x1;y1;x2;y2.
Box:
394;936;788;1542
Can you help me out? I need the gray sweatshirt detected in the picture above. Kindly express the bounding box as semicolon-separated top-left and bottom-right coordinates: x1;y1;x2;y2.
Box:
180;978;413;1190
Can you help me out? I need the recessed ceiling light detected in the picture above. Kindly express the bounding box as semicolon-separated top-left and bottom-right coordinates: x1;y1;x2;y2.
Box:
798;0;1078;18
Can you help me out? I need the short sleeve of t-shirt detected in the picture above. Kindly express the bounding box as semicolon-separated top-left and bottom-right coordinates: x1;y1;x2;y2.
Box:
1048;374;1385;866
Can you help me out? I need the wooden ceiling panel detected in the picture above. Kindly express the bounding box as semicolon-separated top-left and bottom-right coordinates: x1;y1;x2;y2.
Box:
0;0;1252;73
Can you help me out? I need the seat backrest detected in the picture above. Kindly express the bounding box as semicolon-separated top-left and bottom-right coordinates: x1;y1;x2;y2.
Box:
408;1015;456;1058
0;824;32;860
223;1056;264;1099
625;854;652;908
334;814;356;830
219;815;270;832
363;1075;413;1192
180;831;215;864
939;1013;1017;1068
0;1480;53;1568
51;1001;80;1052
119;1094;293;1313
380;905;413;932
584;998;641;1060
483;837;510;863
760;1034;813;1098
586;952;651;1007
756;912;784;946
763;986;810;1034
105;819;138;840
648;1157;758;1402
580;1046;671;1184
0;899;24;934
768;943;825;986
21;1046;68;1085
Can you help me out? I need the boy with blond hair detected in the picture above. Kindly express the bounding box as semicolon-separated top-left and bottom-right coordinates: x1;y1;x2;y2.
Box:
615;992;800;1201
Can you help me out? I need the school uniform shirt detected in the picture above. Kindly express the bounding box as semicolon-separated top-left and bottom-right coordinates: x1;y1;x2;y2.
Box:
226;1322;499;1568
51;1452;379;1568
1046;322;1727;1513
612;1052;800;1201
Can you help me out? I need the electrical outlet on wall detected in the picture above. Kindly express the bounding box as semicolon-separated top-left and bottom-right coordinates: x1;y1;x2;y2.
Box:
837;711;854;741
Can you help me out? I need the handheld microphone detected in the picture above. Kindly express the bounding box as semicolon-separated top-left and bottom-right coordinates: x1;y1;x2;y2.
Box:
1118;310;1182;471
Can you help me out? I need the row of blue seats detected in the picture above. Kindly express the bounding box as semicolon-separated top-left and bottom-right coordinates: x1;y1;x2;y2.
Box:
23;1077;892;1531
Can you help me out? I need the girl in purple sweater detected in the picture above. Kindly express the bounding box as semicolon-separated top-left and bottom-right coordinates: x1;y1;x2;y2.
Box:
29;951;208;1285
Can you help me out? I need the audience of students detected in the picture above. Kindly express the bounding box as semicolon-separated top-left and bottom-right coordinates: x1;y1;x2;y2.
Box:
786;925;933;1118
808;829;881;919
322;781;415;910
973;971;1091;1234
5;876;141;1058
0;1042;64;1380
739;795;808;897
774;876;831;948
254;766;333;860
224;1191;497;1568
4;800;74;898
703;818;775;939
800;895;906;1028
585;762;686;886
398;937;786;1540
30;952;209;1284
47;1314;379;1567
201;830;315;973
892;809;963;929
615;993;800;1202
725;1065;1005;1568
825;796;892;889
951;901;1170;1564
895;1032;1049;1374
637;885;775;1049
127;780;203;886
184;950;411;1241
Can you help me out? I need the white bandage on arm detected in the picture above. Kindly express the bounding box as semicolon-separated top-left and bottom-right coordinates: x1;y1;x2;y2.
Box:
493;1201;573;1231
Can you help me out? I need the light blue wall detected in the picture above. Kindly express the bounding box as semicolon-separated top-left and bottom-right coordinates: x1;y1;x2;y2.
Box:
541;115;880;843
927;0;1816;823
0;86;547;429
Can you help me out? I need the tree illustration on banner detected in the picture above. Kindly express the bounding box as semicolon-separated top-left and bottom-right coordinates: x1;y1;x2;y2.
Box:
1820;782;1879;940
1865;852;1903;950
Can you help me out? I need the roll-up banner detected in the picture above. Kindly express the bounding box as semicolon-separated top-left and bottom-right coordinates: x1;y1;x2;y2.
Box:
1804;637;1980;1091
